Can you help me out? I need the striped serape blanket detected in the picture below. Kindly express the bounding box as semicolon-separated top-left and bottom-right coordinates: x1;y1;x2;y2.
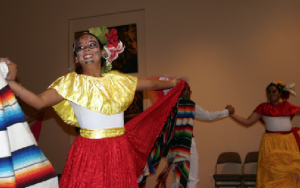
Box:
0;75;58;188
139;98;195;188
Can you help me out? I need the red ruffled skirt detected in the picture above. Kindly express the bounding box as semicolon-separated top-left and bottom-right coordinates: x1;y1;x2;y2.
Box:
59;81;186;188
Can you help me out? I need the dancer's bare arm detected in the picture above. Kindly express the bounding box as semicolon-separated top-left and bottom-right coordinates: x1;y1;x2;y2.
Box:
136;78;178;91
8;81;64;110
230;112;262;126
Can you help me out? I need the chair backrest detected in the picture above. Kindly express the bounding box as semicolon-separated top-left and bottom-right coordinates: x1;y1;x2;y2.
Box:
217;152;242;164
215;152;242;174
243;151;259;174
244;151;259;164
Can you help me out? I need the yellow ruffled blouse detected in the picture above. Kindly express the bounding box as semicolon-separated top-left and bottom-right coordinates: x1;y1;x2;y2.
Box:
48;70;137;127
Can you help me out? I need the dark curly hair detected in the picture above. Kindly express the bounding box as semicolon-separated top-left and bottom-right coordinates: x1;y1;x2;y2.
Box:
266;82;290;100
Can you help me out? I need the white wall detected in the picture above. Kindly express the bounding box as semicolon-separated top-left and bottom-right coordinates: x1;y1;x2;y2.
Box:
1;1;300;187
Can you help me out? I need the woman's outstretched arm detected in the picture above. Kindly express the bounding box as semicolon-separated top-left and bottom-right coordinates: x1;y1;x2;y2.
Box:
8;81;64;110
136;78;178;91
229;111;262;127
1;57;64;110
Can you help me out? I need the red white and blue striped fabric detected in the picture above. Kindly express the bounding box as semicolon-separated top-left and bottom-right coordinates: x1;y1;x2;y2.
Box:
0;75;58;188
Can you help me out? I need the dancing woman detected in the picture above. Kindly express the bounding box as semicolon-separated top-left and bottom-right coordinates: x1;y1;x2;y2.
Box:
229;81;300;188
2;26;186;188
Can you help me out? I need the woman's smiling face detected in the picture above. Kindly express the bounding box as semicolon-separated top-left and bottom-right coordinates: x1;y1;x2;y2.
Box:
75;34;103;65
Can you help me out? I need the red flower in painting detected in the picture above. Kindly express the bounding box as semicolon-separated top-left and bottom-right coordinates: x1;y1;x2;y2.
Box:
106;28;119;47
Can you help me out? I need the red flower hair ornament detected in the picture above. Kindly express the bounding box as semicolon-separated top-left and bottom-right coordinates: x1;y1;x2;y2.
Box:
89;26;125;74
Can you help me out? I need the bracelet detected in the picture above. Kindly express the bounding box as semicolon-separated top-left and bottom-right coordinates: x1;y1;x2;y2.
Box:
16;86;24;97
9;80;24;97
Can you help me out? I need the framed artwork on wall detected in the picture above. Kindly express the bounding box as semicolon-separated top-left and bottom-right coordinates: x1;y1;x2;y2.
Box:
69;9;145;77
124;90;143;123
74;23;138;74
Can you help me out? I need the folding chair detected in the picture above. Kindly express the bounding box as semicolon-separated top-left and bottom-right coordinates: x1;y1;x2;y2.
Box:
213;152;242;188
241;151;258;188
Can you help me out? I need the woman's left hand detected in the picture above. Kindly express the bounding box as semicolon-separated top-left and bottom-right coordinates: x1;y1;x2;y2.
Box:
0;57;17;81
174;76;189;87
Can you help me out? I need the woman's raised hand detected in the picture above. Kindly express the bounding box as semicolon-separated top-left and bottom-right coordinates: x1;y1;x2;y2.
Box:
0;57;17;81
176;76;189;84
